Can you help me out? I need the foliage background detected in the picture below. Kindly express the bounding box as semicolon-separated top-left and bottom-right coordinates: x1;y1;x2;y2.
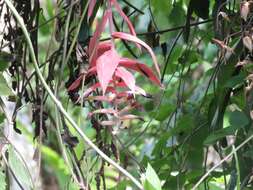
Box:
0;0;253;189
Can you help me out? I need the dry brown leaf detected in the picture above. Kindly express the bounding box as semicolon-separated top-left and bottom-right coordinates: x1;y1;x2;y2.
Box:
241;2;250;21
243;36;253;52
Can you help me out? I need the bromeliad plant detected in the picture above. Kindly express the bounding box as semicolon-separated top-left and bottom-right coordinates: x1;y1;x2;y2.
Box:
68;0;162;127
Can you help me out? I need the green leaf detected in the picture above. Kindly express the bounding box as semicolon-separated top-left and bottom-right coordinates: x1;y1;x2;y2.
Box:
0;114;5;124
0;169;6;190
191;0;210;20
0;74;13;96
0;51;12;71
144;180;157;190
8;146;32;188
243;150;253;158
108;180;130;190
231;90;246;109
172;114;195;134
46;0;54;17
42;146;74;190
224;73;246;88
228;110;249;128
143;163;162;190
147;0;173;43
203;127;235;145
151;104;175;121
204;110;249;145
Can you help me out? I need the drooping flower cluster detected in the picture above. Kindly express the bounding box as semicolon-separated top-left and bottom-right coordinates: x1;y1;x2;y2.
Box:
68;0;162;126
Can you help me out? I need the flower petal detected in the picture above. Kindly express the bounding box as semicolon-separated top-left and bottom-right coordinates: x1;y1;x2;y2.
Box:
89;10;110;65
100;120;119;126
115;67;135;93
119;114;144;121
111;0;141;50
96;48;120;94
91;108;117;115
88;0;96;20
87;58;162;87
81;82;117;98
85;95;116;102
119;58;162;86
111;0;135;36
67;74;84;91
112;32;161;78
90;41;112;68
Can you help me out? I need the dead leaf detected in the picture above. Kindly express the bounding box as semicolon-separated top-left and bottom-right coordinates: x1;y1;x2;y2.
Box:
241;2;250;21
243;36;252;52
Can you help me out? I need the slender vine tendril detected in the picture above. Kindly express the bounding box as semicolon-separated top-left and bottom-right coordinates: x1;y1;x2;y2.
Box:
3;0;143;189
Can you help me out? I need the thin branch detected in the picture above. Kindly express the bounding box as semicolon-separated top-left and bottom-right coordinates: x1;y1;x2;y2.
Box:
100;18;213;42
54;109;86;189
122;0;144;15
3;0;143;189
2;152;25;190
161;29;183;82
137;19;213;36
65;2;89;66
192;134;253;190
113;16;138;58
148;0;159;32
0;3;72;51
3;136;36;189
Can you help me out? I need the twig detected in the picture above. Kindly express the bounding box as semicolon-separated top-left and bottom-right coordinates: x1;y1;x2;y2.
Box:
113;16;138;58
2;151;25;190
100;19;213;42
122;0;144;15
3;136;36;189
65;2;89;66
137;19;213;36
233;144;241;190
0;2;74;51
3;0;143;189
148;0;159;32
54;2;89;186
192;134;253;190
161;29;183;82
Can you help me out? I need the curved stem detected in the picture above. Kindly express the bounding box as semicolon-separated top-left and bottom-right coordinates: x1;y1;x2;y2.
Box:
3;0;143;189
54;107;85;188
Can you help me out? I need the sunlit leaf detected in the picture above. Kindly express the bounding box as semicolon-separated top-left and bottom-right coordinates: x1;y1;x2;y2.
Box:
8;147;32;188
143;163;162;190
0;169;6;190
0;74;13;96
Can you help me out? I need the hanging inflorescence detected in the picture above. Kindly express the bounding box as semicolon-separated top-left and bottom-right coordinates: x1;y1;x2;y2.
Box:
68;0;162;127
